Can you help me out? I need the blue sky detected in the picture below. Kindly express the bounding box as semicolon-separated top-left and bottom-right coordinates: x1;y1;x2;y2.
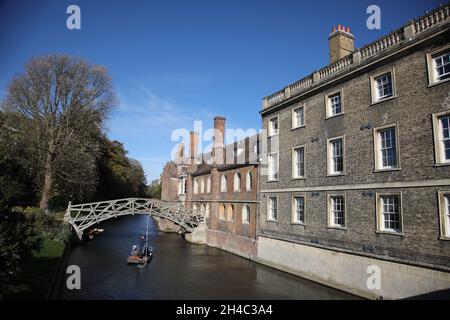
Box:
0;0;442;181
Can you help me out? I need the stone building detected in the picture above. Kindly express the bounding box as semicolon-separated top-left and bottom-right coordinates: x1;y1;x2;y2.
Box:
258;4;450;299
160;116;261;258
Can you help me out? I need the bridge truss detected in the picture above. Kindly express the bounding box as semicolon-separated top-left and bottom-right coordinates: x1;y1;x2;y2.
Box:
64;198;204;239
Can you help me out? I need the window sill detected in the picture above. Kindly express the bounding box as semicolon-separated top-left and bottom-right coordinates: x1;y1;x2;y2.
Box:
327;173;346;177
268;134;279;138
428;77;450;88
376;230;404;237
266;219;278;223
370;95;397;106
374;167;402;173
291;177;306;181
291;125;306;131
242;221;250;225
325;112;345;120
439;236;450;241
434;162;450;167
267;179;279;183
327;226;347;231
291;222;306;226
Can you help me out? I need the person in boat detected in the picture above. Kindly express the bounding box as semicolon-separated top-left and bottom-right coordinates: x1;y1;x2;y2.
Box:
142;246;151;257
131;245;140;257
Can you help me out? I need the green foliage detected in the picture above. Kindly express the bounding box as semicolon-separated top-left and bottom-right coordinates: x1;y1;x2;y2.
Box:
147;179;162;199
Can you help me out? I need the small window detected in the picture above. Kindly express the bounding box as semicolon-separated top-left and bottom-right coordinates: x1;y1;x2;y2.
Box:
326;91;343;118
220;174;227;192
292;196;305;224
206;176;211;193
178;177;186;195
192;203;198;211
242;205;250;224
268;197;278;221
292;106;305;128
433;112;450;165
269;116;279;136
377;194;402;234
219;204;226;220
233;172;241;192
327;137;344;175
200;179;205;193
193;179;199;194
292;146;305;179
328;195;345;228
227;204;235;221
374;125;399;170
268;152;279;181
246;171;252;191
439;192;450;239
200;204;206;215
433;51;450;83
371;69;396;103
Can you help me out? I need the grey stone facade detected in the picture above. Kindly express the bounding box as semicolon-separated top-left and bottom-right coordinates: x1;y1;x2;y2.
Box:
260;6;450;271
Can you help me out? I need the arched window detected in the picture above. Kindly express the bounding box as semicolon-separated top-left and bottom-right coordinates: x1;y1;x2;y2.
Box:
205;204;210;218
221;174;227;192
246;171;252;191
193;203;198;211
219;204;226;220
233;172;241;192
206;176;211;193
200;179;205;193
193;179;199;194
200;204;206;215
227;204;235;221
242;205;250;223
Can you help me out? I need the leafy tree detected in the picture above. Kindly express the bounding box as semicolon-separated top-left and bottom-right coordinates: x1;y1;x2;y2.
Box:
1;55;116;210
147;179;161;199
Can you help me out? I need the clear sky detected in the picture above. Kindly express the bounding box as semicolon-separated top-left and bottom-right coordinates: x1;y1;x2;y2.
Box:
0;0;443;181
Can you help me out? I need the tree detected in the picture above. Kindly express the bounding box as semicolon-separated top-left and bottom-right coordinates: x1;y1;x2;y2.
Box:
1;55;115;210
147;179;161;199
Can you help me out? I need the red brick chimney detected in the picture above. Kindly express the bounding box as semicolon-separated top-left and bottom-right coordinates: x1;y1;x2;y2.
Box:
212;116;225;165
189;131;199;164
329;25;354;63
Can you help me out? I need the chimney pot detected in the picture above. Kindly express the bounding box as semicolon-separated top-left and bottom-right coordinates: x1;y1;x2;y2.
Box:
329;24;355;63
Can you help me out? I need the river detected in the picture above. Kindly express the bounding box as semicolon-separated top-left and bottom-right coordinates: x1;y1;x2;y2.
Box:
59;215;358;299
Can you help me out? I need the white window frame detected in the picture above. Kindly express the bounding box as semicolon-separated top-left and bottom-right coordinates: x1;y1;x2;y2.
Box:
370;68;396;104
291;195;306;225
327;194;346;229
220;174;227;192
292;105;305;129
242;204;250;224
292;145;305;179
268;115;279;137
267;197;278;222
376;192;404;235
246;171;252;191
325;89;344;119
193;179;199;194
327;136;345;176
233;172;241;192
268;152;279;181
206;176;211;193
373;124;401;171
200;179;205;193
178;177;186;195
438;191;450;240
426;44;450;86
432;111;450;166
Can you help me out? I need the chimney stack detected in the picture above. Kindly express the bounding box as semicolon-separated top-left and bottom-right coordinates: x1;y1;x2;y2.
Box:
189;131;199;164
212;116;225;165
328;25;354;63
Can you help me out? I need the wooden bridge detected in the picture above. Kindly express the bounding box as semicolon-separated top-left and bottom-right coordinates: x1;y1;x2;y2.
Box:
64;198;205;239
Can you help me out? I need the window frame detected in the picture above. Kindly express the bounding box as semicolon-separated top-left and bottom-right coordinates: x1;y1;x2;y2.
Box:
373;123;401;172
291;194;306;225
325;89;344;119
268;115;279;137
370;67;397;104
292;145;306;180
268;152;279;182
245;171;252;191
438;191;450;240
220;174;228;193
426;44;450;86
233;171;241;192
206;176;211;193
432;111;450;166
291;104;306;129
327;193;347;230
376;192;404;236
327;136;346;176
267;196;278;222
242;204;250;224
219;203;226;221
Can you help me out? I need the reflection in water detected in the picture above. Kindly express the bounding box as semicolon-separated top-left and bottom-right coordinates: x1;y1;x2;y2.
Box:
60;215;357;300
